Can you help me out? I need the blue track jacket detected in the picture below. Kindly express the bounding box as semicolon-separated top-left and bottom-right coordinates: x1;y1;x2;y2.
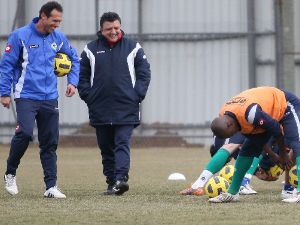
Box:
0;17;79;100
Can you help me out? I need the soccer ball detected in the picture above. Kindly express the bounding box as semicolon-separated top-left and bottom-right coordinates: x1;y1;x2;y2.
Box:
54;53;72;77
219;164;235;183
204;176;229;198
289;165;298;188
269;164;283;178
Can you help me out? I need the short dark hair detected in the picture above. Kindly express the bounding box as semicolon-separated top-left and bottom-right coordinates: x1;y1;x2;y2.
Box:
39;1;63;18
100;12;121;28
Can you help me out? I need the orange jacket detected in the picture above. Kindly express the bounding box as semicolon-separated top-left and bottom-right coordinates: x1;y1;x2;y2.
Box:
220;87;287;134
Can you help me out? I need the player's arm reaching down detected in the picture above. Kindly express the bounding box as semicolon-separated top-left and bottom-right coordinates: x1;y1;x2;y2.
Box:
246;104;293;170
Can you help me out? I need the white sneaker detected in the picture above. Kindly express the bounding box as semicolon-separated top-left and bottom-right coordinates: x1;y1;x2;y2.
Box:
44;186;66;199
282;192;300;203
4;174;18;195
281;188;298;200
239;184;257;195
208;192;240;203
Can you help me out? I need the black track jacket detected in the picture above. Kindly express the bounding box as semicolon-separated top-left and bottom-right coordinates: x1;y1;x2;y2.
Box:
78;32;151;127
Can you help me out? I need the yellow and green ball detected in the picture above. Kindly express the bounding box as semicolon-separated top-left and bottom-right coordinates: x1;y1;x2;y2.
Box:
204;176;230;198
219;164;235;184
54;52;72;77
289;165;298;188
269;164;283;178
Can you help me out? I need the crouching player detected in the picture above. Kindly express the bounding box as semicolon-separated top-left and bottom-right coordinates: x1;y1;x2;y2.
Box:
208;87;298;203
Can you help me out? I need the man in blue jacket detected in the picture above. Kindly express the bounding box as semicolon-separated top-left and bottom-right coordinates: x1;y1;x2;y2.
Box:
0;1;79;198
78;12;151;195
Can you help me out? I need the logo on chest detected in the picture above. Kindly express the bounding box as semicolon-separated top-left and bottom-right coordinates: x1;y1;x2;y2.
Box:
226;97;248;106
5;44;12;52
51;42;57;51
29;44;39;49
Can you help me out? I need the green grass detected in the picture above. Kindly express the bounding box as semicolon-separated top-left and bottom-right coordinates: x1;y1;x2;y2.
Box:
0;145;299;225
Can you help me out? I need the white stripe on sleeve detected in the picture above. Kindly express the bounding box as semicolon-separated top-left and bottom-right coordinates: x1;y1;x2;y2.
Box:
14;41;28;98
127;43;141;88
83;45;95;87
287;102;300;141
247;104;258;124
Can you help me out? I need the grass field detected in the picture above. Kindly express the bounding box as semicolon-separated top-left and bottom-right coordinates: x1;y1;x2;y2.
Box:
0;145;298;225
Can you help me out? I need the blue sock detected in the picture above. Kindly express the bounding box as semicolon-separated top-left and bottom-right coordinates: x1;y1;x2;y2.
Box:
284;184;294;191
241;177;250;186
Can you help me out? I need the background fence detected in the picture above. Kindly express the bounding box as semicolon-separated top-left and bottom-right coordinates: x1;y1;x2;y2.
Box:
0;0;299;147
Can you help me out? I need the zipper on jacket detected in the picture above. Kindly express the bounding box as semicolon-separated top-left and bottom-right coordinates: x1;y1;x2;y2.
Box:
43;37;47;100
109;47;113;125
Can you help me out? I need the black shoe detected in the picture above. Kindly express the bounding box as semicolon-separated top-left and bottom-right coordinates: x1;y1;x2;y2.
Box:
103;182;116;195
103;177;116;195
112;180;129;195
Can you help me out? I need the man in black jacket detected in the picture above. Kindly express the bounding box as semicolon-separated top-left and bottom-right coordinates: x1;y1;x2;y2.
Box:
78;12;151;195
